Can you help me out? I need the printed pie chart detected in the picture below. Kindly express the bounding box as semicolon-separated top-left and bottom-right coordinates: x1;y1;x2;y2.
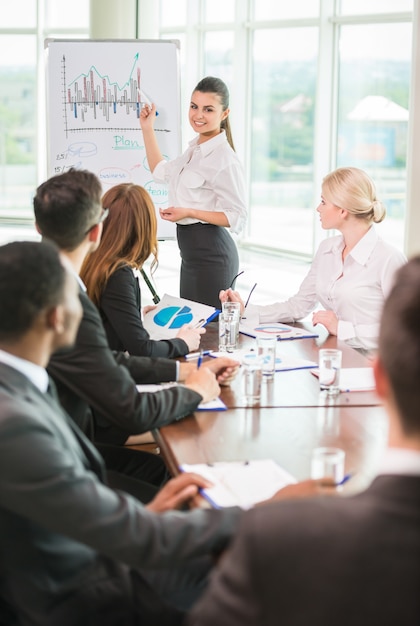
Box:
153;305;194;329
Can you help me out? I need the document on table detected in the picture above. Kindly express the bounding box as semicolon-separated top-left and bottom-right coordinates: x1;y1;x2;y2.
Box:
136;383;227;411
310;367;376;392
275;355;317;371
239;321;318;341
210;350;316;372
180;459;297;509
142;293;219;340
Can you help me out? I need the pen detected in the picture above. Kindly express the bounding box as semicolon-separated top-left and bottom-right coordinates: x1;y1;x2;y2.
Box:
197;350;203;369
138;88;159;115
244;282;257;309
185;350;212;360
336;473;352;486
194;318;205;328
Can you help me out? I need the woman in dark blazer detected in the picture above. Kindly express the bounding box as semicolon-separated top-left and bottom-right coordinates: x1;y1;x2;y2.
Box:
80;183;203;358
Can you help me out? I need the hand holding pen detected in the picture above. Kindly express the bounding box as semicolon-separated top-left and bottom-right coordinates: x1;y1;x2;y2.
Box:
219;288;245;315
176;324;205;352
139;102;158;132
219;281;257;317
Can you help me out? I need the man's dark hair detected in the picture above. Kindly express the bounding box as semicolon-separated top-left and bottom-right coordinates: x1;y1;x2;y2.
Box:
0;241;66;341
378;256;420;435
34;169;103;251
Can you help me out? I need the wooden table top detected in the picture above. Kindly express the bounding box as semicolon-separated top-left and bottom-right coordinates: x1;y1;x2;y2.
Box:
156;404;388;494
200;322;379;408
153;321;386;496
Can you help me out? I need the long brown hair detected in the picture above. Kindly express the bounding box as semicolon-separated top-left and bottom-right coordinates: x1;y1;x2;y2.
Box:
80;183;158;307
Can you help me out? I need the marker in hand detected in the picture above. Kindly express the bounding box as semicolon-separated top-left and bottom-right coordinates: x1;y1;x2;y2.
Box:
138;89;159;116
197;350;203;369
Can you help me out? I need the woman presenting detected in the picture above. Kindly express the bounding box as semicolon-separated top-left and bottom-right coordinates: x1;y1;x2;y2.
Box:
140;76;247;309
220;167;406;352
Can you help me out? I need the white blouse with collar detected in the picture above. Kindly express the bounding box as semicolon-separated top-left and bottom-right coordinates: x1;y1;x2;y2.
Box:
153;131;247;234
246;227;406;350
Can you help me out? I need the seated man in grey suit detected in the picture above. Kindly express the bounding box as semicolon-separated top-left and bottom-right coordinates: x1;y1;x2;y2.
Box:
0;240;241;625
189;256;420;626
33;168;238;502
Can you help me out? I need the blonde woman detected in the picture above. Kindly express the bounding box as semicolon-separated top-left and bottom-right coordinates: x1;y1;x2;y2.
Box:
220;167;406;351
81;183;203;357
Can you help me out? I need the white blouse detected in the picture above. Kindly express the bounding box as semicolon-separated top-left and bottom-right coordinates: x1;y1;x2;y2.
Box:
246;227;407;351
152;131;247;234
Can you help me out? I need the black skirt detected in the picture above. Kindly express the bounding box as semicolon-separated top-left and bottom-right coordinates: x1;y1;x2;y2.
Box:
176;222;239;308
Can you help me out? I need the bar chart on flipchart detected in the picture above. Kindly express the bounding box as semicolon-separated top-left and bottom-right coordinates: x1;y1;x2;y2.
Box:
62;52;145;130
45;39;180;238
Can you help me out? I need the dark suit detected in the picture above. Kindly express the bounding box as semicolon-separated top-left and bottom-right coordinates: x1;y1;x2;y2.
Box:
46;289;203;500
0;363;241;626
101;264;189;358
188;474;420;626
48;289;201;444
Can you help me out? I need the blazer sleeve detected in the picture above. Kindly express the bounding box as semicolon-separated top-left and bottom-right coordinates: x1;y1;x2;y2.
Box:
100;266;188;358
48;290;202;435
188;508;263;626
0;391;241;571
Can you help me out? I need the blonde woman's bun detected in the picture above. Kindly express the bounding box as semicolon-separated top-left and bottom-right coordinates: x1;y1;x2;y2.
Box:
371;199;386;223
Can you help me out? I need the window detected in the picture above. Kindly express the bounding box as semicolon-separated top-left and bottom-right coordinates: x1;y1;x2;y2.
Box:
0;0;89;220
249;27;318;255
0;0;414;261
0;35;37;218
336;22;412;250
158;0;413;257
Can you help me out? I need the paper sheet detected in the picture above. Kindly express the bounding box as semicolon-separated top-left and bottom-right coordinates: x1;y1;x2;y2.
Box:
136;384;227;411
180;459;296;509
311;367;375;392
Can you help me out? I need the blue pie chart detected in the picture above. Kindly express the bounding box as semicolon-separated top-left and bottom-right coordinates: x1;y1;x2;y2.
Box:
154;305;194;329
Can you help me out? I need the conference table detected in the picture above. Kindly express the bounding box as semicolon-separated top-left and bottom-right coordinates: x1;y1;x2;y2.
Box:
153;322;388;496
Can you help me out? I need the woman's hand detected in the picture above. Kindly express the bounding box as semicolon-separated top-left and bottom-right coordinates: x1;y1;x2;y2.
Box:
159;206;190;222
312;310;338;335
142;304;157;316
139;103;157;131
219;288;245;315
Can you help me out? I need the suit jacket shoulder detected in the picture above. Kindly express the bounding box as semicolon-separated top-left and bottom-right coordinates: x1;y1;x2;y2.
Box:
189;475;420;626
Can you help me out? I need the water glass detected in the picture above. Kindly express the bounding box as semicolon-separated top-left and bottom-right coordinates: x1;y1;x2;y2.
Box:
219;303;240;352
256;336;276;379
242;352;263;406
318;349;342;395
310;447;345;484
222;300;241;319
